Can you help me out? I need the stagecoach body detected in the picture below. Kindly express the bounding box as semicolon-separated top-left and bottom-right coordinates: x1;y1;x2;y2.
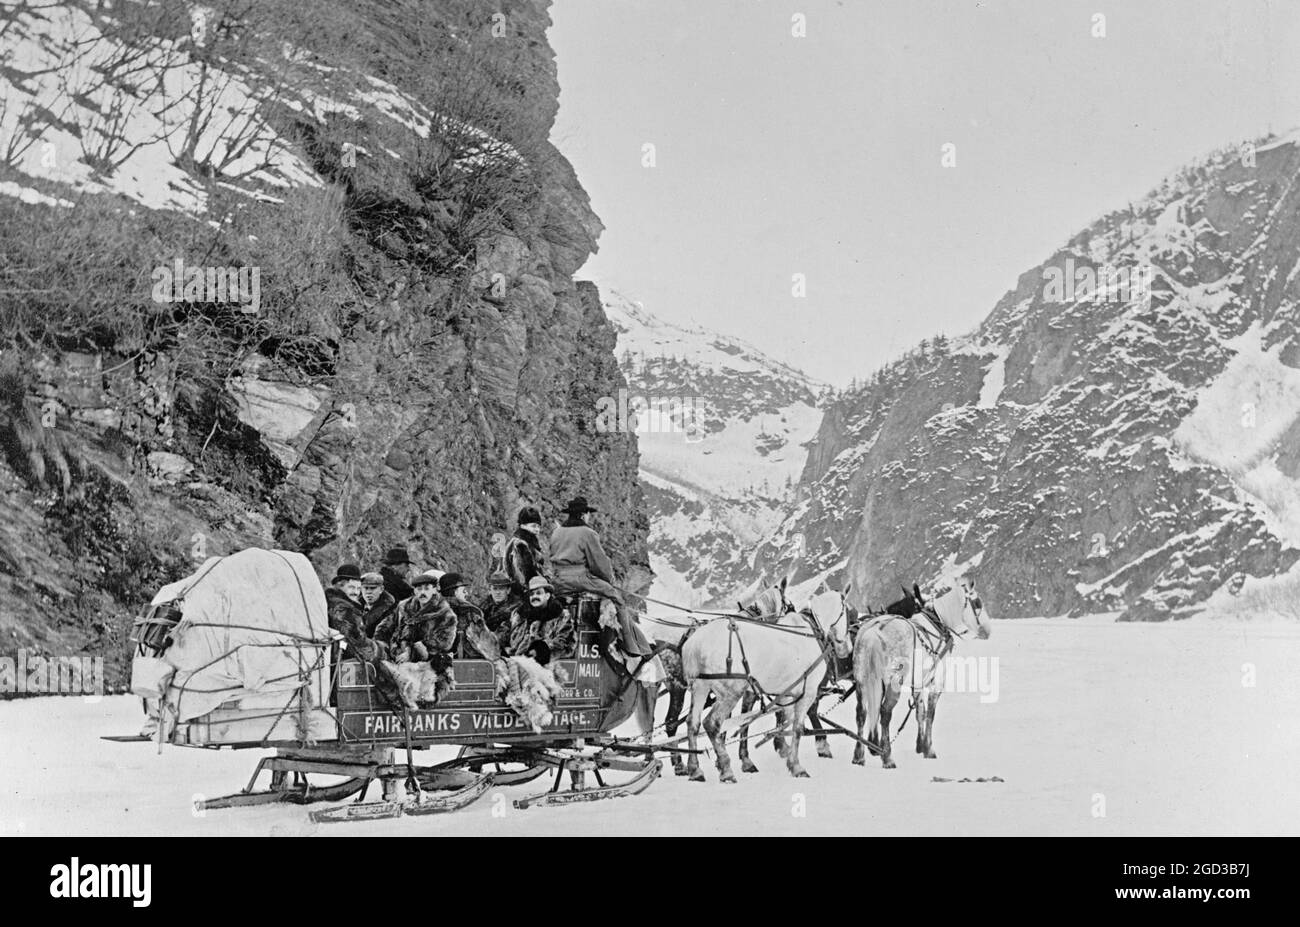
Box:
116;549;662;820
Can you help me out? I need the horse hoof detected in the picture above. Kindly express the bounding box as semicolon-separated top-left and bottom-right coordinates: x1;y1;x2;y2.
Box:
741;760;759;774
672;765;689;777
851;757;866;767
883;760;896;769
817;748;833;759
792;769;810;779
721;773;738;784
925;751;938;759
688;770;706;782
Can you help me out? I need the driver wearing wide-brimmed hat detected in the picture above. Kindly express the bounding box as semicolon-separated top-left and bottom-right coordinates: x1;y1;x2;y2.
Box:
549;496;652;658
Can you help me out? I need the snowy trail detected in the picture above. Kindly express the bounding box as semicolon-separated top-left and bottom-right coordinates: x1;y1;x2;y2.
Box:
3;618;1299;836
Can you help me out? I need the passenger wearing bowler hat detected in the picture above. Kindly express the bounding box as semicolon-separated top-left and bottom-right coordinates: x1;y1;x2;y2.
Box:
325;563;382;661
549;497;651;658
440;573;497;660
380;547;415;603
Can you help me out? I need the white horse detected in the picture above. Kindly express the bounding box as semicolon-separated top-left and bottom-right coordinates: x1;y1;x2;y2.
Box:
683;590;852;782
852;577;990;768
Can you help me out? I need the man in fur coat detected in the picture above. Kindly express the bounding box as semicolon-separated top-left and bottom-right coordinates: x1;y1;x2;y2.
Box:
325;564;384;661
441;573;499;660
380;572;457;672
478;571;519;633
505;575;575;659
504;507;546;601
359;572;398;638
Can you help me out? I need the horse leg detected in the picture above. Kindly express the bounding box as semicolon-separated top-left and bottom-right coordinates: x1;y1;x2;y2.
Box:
920;689;940;759
738;689;760;774
878;684;899;769
685;681;709;782
809;704;832;759
664;684;687;776
785;693;814;778
852;687;870;766
704;686;742;784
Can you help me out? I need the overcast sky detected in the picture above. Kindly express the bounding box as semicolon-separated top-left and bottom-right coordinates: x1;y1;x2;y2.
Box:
549;0;1300;387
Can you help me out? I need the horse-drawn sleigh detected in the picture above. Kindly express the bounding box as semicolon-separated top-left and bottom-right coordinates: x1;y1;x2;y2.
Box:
109;548;675;822
109;548;991;824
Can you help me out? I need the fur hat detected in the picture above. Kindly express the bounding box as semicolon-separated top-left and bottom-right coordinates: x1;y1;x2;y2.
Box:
488;571;512;588
360;571;384;587
517;506;542;526
332;564;362;584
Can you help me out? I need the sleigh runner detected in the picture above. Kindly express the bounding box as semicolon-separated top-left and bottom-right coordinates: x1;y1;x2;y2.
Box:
109;548;669;821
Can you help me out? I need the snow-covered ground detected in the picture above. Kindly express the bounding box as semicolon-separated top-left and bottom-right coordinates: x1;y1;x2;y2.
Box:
3;617;1298;836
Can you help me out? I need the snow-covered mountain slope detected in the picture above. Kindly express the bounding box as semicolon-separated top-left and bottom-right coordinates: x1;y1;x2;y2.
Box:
601;289;825;606
757;132;1300;621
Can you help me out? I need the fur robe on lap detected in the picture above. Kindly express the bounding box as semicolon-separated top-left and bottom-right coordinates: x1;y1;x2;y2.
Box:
382;659;451;709
494;655;564;733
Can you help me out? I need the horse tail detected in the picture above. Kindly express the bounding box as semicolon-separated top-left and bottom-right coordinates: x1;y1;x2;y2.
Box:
855;625;888;738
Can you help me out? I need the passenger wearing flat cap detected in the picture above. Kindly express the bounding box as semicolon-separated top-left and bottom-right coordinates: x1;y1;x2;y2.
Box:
381;571;457;670
441;572;498;660
549;496;652;657
379;547;415;603
359;571;398;638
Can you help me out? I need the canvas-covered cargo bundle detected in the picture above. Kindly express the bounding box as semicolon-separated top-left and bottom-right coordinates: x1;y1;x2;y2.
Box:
131;548;336;746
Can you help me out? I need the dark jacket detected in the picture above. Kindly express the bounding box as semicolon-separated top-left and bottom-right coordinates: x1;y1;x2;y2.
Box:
381;594;456;660
477;592;520;634
504;527;544;599
360;590;398;638
380;565;414;604
506;597;575;659
448;599;496;659
326;586;381;662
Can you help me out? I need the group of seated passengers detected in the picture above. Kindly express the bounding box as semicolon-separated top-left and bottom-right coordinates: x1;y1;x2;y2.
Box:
325;564;578;671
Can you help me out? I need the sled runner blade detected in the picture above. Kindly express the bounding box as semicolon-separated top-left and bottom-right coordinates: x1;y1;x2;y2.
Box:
513;759;660;810
310;800;405;823
308;774;492;822
402;773;493;815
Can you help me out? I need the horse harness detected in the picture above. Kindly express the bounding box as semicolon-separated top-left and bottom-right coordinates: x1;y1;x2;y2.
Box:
695;608;839;711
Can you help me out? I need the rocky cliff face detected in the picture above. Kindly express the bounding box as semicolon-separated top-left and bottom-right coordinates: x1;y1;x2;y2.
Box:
603;289;824;606
758;134;1300;620
0;0;648;683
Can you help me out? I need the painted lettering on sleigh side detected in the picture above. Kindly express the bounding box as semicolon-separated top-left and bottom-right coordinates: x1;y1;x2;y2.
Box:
343;707;600;741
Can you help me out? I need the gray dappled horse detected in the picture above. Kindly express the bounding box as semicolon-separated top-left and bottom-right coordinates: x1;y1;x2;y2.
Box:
852;578;991;768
